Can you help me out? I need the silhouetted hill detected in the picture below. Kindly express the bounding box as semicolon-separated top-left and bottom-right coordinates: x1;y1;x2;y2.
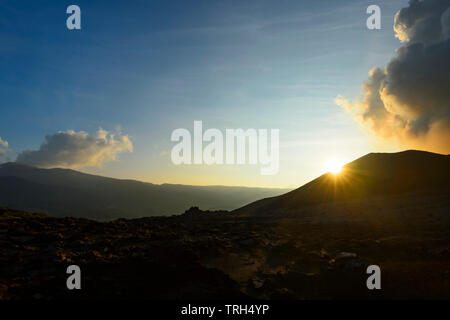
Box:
0;163;289;220
234;150;450;215
2;151;450;300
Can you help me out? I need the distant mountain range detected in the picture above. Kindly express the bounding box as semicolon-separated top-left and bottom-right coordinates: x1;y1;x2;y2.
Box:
234;150;450;216
0;163;290;220
1;150;448;220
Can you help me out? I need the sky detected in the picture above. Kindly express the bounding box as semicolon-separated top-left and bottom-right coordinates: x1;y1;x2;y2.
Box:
0;0;417;188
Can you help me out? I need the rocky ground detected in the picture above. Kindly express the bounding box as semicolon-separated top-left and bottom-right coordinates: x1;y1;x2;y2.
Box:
1;191;450;300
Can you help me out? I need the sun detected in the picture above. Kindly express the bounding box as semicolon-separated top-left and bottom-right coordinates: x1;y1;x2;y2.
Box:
324;158;344;175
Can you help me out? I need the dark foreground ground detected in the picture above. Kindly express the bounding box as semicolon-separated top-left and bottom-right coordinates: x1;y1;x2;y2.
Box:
1;190;450;300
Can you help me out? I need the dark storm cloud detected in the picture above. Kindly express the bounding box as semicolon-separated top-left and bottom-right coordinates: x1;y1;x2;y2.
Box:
337;0;450;154
394;0;450;45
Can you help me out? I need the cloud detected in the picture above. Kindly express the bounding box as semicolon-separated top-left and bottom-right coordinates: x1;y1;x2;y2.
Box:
16;128;133;168
394;0;450;45
337;0;450;154
0;137;8;156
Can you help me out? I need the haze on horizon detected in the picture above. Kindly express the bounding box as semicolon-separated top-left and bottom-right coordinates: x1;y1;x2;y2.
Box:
1;0;448;188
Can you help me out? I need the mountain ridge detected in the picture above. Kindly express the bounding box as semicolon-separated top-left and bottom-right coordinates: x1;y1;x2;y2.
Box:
233;150;450;216
0;162;290;220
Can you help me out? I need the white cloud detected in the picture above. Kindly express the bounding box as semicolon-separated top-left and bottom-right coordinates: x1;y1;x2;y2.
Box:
16;128;133;168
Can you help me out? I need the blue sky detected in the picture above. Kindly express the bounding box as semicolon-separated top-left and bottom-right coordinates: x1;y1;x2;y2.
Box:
0;0;409;187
